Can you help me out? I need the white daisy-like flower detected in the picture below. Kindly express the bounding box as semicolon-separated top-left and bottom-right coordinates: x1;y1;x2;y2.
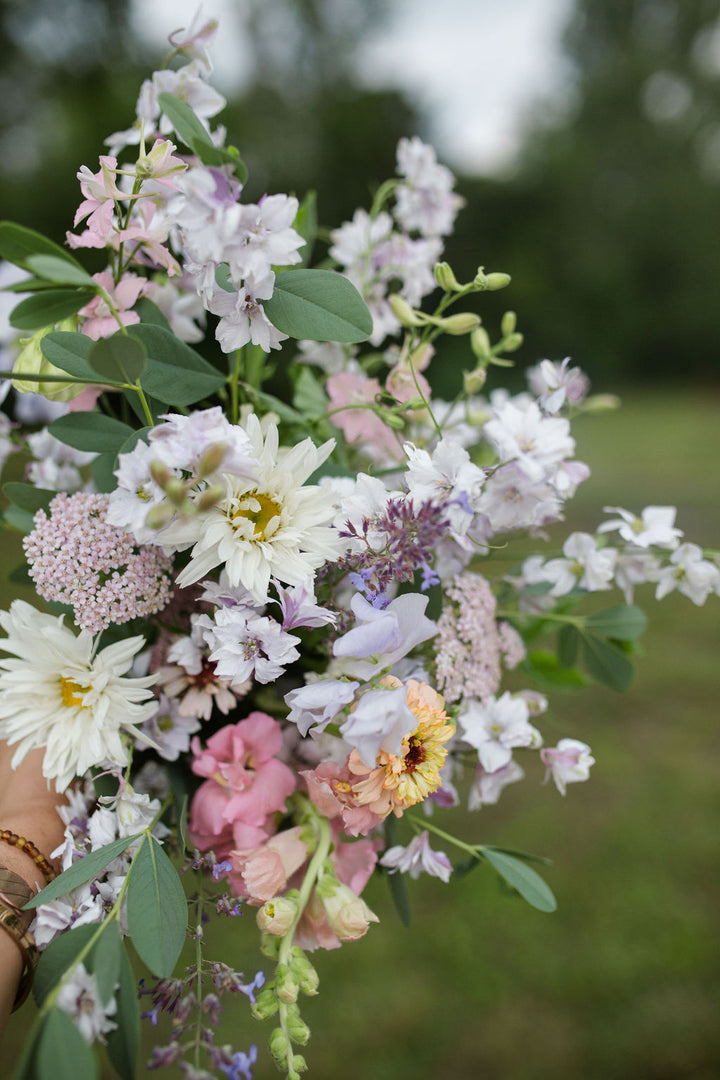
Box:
169;414;344;601
0;601;158;791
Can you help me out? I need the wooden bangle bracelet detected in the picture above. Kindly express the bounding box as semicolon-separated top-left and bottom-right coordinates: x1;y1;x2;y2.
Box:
0;829;57;883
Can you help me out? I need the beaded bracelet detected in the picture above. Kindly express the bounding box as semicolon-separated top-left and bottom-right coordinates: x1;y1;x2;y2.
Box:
0;869;39;1011
0;829;57;882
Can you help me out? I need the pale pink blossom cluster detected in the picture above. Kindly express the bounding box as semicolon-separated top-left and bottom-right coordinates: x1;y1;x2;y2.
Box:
24;492;173;633
435;572;525;705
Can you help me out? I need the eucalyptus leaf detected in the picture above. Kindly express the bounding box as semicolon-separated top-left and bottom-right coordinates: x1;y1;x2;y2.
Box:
557;624;580;667
3;505;36;534
126;323;225;406
26;254;98;288
585;604;648;641
481;848;557;913
106;945;141;1080
9;288;96;331
3;482;55;514
134;296;172;332
41;331;114;384
89;333;147;384
292;365;330;419
523;651;586;689
158;93;247;182
263;269;373;343
91;451;119;494
33;925;99;1006
126;836;187;977
0;221;84;270
581;632;635;692
90;921;122;1005
24;834;143;908
48;412;135;453
36;1007;97;1080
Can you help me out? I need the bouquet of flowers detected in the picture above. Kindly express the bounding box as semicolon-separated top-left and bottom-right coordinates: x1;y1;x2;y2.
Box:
0;17;718;1080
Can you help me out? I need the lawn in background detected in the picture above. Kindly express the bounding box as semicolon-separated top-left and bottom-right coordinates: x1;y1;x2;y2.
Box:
2;388;719;1080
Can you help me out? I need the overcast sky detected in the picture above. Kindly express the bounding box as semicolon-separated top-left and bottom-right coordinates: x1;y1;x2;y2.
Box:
132;0;576;175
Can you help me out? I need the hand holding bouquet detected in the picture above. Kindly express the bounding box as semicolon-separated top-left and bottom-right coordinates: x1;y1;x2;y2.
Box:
0;18;717;1080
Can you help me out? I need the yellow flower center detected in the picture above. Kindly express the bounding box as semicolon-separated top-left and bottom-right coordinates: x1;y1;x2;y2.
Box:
230;490;282;540
60;677;89;708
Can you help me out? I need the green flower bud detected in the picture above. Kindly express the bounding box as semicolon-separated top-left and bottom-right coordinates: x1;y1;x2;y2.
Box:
473;267;488;290
196;483;226;512
269;1027;290;1065
275;963;300;1004
250;986;279;1021
286;1014;311;1046
144;503;174;530
291;1054;308;1075
433;261;463;292
486;272;511;290
388;294;423;326
382;412;406;430
503;332;524;352
165;478;188;507
149;460;172;487
440;313;481;336
260;933;281;959
470;327;492;359
289;949;319;995
501;310;517;336
257;896;298;937
463;368;487;395
581;393;621;413
12;320;86;401
196;442;227;478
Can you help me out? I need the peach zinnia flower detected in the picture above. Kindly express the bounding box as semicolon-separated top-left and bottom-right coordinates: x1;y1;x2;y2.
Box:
347;678;454;817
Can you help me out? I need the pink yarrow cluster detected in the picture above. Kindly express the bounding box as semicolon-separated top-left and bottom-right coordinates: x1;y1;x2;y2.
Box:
436;572;525;704
24;492;174;633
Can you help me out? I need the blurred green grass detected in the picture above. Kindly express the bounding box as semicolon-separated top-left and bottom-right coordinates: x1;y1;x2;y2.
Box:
2;388;719;1080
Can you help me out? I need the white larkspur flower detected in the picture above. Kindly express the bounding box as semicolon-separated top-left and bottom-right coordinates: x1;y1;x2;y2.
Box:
171;415;343;601
0;601;158;791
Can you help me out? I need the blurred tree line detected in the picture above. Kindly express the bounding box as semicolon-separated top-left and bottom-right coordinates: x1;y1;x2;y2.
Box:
1;0;719;387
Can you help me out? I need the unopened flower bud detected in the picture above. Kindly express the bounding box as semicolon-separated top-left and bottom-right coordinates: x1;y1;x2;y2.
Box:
433;261;463;292
440;312;481;336
196;442;227;478
501;310;517;336
164;478;188;507
383;412;406;430
463;367;487;394
408;342;433;371
285;1014;311;1046
581;393;621;413
388;295;423;326
196;483;226;512
470;327;491;359
12;320;84;401
250;986;279;1021
321;882;379;942
291;1054;308;1076
275;963;299;1004
144;503;175;530
503;331;524;352
257;896;298;937
473;267;488;290
486;271;511;290
149;460;173;487
269;1027;290;1066
289;949;319;995
260;934;281;959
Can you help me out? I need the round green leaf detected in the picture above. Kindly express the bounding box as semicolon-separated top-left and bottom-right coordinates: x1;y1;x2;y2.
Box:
89;333;147;383
585;604;648;641
263;269;373;343
26;254;98;288
48;412;135;454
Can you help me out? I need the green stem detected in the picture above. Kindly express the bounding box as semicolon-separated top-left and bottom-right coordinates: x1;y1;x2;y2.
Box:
496;609;585;628
133;379;154;426
404;812;482;859
193;929;204;1071
229;348;242;425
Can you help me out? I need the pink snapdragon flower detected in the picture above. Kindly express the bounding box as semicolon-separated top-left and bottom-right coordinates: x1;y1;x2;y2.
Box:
188;713;296;852
78;272;147;340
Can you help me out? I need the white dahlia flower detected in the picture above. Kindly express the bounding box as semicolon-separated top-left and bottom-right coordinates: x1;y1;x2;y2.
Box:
0;601;158;791
168;414;344;601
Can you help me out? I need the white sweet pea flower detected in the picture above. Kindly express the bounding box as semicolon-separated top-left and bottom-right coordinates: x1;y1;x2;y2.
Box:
339;683;418;768
56;963;117;1044
541;533;617;596
597;505;682;549
541;739;595;795
468;760;525;810
458;692;542;774
653;543;720;605
380;831;452;883
332;592;437;680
